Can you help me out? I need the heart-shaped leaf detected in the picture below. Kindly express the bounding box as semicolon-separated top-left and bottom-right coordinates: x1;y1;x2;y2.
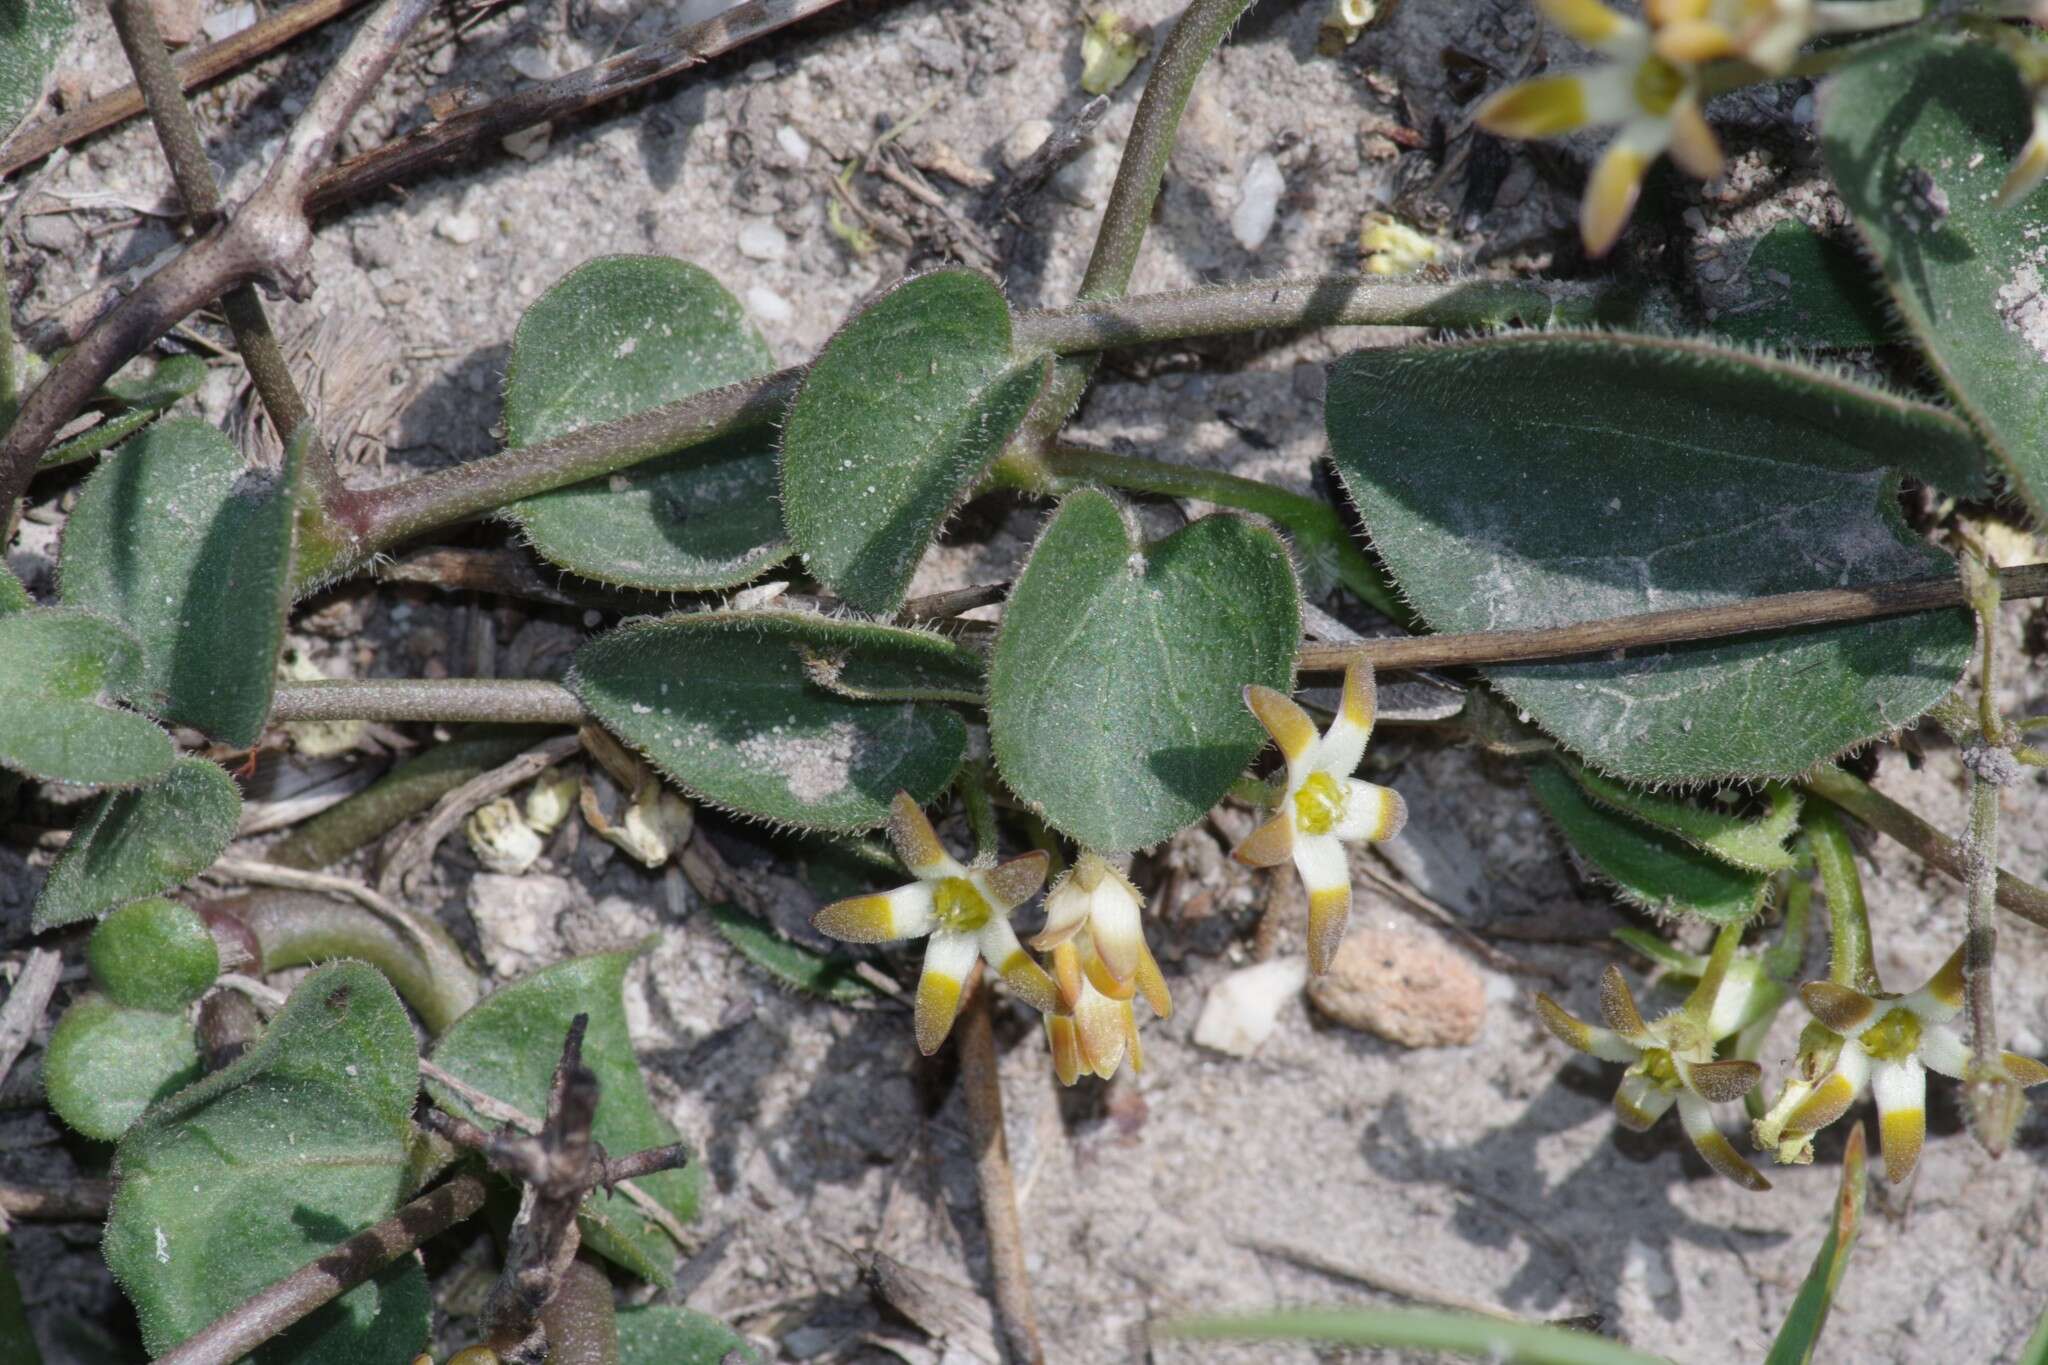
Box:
428;946;698;1288
60;418;302;746
106;963;426;1363
1326;333;1979;785
780;268;1049;613
0;607;172;787
43;995;200;1141
1822;35;2048;519
506;257;786;590
1528;761;1767;924
990;491;1301;852
0;0;72;141
34;756;241;928
568;610;969;831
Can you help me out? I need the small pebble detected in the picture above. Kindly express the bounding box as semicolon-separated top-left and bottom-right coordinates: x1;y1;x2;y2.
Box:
746;284;794;324
1193;957;1307;1057
1306;927;1485;1048
1002;117;1054;171
737;218;788;262
775;124;812;167
436;212;482;246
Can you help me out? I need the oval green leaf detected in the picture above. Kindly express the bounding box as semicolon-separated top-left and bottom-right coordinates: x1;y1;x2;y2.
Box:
617;1305;761;1365
1528;760;1767;925
781;268;1049;613
1326;333;1978;785
87;897;220;1010
0;0;72;141
106;963;426;1363
990;491;1301;852
427;946;698;1288
43;995;200;1142
60;418;302;746
34;756;241;929
506;256;786;590
0;607;172;787
568;610;969;831
1822;35;2048;520
1566;766;1801;874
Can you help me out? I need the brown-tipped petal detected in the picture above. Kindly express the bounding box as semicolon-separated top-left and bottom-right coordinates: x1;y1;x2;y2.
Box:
1311;661;1378;778
1026;870;1090;951
1614;1073;1677;1131
1243;683;1320;764
981;917;1061;1016
1135;940;1173;1019
1333;780;1405;844
1654;20;1736;66
1295;834;1353;976
1074;989;1130;1080
1536;994;1597;1053
2003;1052;2048;1088
914;931;980;1056
887;791;956;876
1923;943;1967;1014
814;883;934;945
1046;1015;1081;1086
1476;76;1592;140
1680;1094;1771;1190
1088;872;1146;984
1581;140;1649;258
1231;810;1296;868
1050;940;1084;1012
1872;1057;1927;1184
1664;101;1725;181
1598;965;1652;1043
1800;981;1880;1036
981;850;1050;910
1784;1069;1861;1136
1685;1058;1762;1105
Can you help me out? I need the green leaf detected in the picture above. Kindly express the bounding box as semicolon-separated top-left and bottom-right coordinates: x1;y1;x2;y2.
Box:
2018;1301;2048;1365
0;1234;39;1365
1156;1305;1667;1364
39;354;210;472
505;256;786;591
780;268;1049;612
617;1305;761;1365
568;610;968;832
1528;760;1767;924
1565;766;1801;873
0;568;27;614
60;418;302;746
427;946;698;1287
0;0;72;141
0;607;172;787
1822;35;2048;519
802;621;986;703
43;995;200;1142
87;897;220;1010
1325;332;1978;785
1764;1122;1867;1365
106;963;425;1363
706;901;882;1004
34;756;240;928
1704;221;1894;351
990;490;1300;853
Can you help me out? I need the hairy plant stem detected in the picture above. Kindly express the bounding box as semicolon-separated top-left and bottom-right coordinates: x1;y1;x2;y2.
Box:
152;1174;488;1365
109;0;331;491
957;983;1045;1365
1005;0;1260;480
1016;443;1397;611
957;762;1001;862
1962;773;2002;1071
1801;766;2048;931
1804;807;1879;993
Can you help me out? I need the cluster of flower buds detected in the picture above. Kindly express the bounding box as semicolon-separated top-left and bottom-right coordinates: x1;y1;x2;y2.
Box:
812;793;1171;1081
1475;0;1815;255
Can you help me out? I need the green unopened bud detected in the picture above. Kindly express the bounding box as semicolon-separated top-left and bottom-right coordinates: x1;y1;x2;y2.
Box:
1080;10;1147;95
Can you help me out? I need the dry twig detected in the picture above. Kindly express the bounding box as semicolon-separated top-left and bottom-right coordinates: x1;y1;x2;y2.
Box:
375;731;582;897
0;948;63;1091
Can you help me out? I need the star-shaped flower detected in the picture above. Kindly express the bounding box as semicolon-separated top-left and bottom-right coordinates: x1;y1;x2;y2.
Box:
1776;945;2048;1184
814;792;1060;1055
1536;927;1771;1189
1045;924;1172;1085
1475;0;1744;256
1029;852;1159;992
1230;661;1407;975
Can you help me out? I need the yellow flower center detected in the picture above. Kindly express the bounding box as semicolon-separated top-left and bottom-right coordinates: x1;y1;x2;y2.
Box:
1640;1047;1681;1090
1633;56;1687;117
932;876;993;933
1861;1006;1922;1064
1293;771;1345;836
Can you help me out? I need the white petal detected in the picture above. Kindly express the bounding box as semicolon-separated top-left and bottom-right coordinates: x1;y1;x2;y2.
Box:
1028;876;1091;950
813;881;935;944
1331;778;1404;843
1917;1023;1970;1080
1087;878;1144;982
1579;52;1651;127
1871;1055;1926;1124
